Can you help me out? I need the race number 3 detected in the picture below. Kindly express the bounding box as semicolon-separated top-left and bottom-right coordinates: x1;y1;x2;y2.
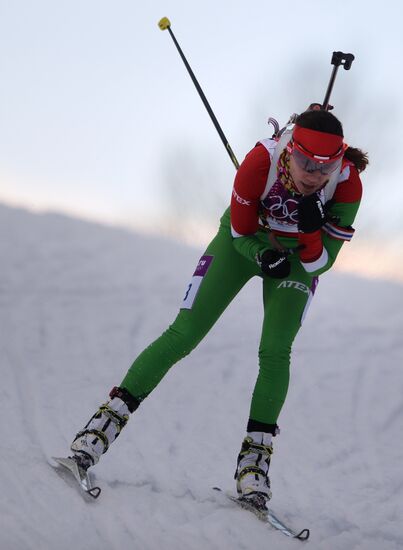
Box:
182;255;214;309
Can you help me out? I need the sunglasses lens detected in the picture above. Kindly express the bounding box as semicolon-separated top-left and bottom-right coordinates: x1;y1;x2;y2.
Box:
292;148;340;175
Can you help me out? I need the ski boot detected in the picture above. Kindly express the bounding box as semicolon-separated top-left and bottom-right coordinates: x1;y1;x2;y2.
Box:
235;431;274;509
70;386;139;470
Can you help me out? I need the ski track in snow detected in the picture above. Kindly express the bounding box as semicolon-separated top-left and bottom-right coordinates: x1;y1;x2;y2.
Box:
1;204;402;550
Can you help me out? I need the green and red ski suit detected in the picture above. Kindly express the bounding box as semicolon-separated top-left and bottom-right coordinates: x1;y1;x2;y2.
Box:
121;136;362;429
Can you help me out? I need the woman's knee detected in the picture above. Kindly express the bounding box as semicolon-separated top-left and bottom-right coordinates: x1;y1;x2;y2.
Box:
164;315;207;359
258;342;292;373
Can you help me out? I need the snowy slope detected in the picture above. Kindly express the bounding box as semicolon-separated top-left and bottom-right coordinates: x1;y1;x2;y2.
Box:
1;203;402;550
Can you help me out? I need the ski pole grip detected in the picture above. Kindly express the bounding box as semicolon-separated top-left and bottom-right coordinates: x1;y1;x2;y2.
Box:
331;51;355;70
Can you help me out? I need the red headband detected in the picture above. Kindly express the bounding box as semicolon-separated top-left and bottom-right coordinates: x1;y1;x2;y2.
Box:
292;125;345;161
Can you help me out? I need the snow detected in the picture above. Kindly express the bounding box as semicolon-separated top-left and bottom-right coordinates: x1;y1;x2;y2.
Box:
1;202;402;550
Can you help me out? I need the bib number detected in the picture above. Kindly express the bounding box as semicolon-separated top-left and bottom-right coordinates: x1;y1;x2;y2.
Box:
182;255;214;309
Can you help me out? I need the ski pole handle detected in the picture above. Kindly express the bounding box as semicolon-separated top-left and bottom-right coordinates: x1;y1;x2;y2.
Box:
331;51;355;70
322;51;355;110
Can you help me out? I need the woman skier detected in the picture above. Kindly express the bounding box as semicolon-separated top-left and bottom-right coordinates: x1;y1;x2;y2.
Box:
68;107;368;507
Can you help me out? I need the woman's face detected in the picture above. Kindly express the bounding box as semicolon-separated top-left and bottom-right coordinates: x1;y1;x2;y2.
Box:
289;154;329;196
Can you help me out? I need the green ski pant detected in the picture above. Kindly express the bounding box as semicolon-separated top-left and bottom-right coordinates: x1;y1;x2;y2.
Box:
121;214;316;427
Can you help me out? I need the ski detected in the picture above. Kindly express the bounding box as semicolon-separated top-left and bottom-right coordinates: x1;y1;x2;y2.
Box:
213;487;310;541
51;456;101;499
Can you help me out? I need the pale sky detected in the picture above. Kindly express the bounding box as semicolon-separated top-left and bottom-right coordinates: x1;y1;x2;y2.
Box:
1;0;403;279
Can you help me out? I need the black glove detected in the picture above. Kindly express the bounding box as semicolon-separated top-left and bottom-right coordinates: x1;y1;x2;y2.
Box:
256;249;291;279
297;194;327;233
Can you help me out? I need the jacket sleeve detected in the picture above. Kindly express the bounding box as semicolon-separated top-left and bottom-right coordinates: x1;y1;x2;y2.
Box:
298;163;363;276
230;144;272;262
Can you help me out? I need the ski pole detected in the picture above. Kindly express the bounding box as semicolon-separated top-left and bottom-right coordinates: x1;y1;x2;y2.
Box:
322;51;355;110
158;17;240;170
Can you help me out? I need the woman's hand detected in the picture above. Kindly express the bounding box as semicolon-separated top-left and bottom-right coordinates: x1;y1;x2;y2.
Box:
256;250;291;279
297;195;327;233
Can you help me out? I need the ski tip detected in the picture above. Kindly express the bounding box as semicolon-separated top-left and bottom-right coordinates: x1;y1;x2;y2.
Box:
51;456;72;466
51;456;66;464
51;456;102;500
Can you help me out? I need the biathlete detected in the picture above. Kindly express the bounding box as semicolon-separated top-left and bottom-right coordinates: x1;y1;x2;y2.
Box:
68;107;368;507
